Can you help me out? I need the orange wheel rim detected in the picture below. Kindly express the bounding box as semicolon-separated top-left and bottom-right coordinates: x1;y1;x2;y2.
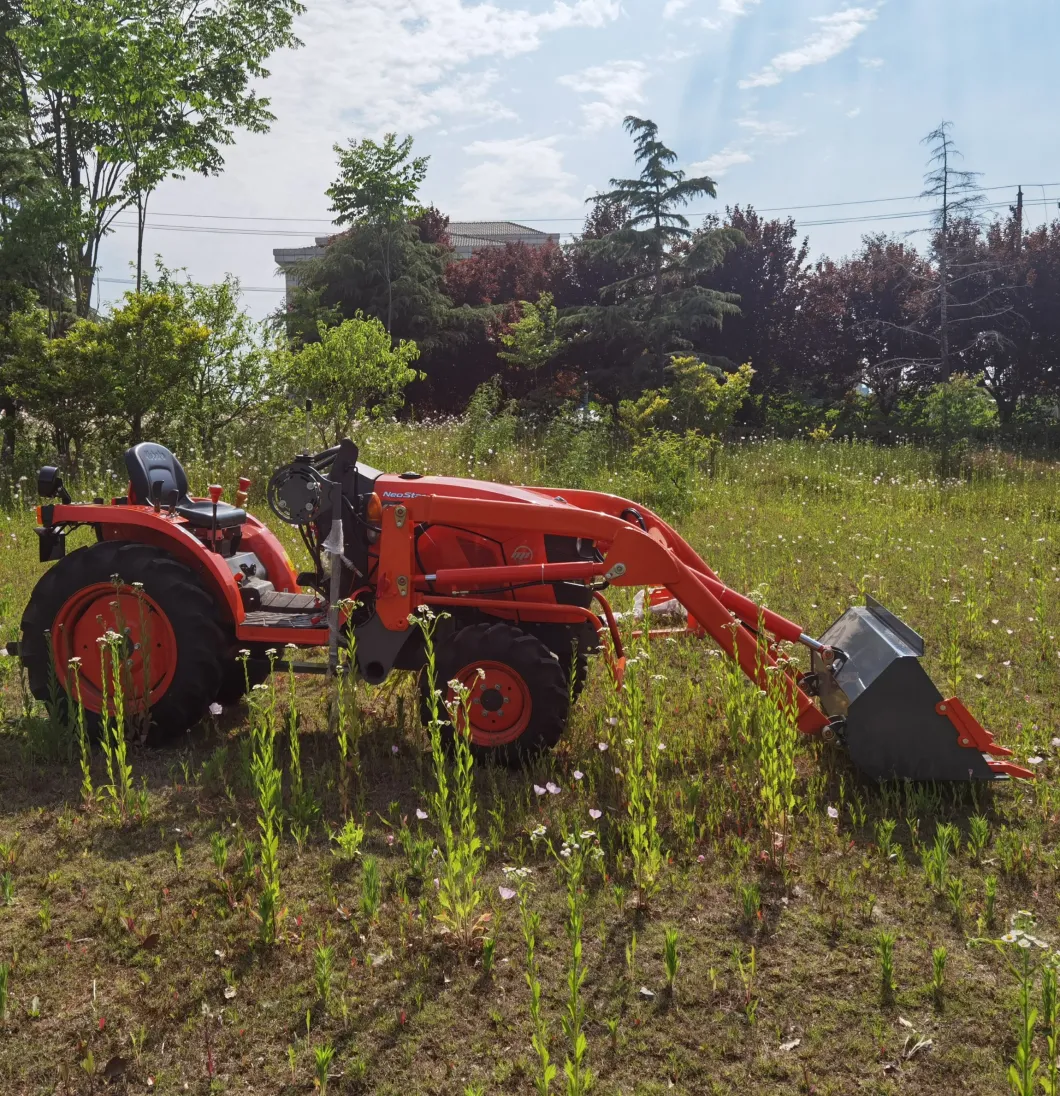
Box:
449;660;532;747
51;582;178;715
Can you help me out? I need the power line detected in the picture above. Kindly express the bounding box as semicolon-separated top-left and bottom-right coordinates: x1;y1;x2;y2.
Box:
110;196;1058;240
112;220;321;237
97;276;284;293
143;181;1060;226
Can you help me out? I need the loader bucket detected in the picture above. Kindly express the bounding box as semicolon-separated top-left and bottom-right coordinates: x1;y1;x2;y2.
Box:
811;596;1030;782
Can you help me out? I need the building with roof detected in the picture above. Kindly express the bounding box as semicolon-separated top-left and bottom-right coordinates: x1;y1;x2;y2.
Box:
273;221;560;298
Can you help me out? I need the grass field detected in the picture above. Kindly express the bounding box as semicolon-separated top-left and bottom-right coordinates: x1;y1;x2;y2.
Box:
1;431;1059;1096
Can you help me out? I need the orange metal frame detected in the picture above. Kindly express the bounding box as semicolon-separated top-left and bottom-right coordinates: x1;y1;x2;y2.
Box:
365;490;830;735
44;484;1028;777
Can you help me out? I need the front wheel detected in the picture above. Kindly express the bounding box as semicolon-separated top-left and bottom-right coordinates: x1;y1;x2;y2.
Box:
20;541;227;743
420;621;569;765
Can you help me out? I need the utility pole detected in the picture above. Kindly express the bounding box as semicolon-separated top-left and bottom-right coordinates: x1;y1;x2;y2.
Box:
938;137;950;379
1014;185;1023;254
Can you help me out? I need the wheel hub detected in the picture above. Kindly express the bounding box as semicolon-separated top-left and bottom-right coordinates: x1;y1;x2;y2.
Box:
479;686;505;713
51;582;177;713
450;660;532;746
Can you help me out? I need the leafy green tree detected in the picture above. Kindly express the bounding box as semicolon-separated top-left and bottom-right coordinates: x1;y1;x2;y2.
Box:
562;117;742;397
283;314;422;445
41;290;208;451
286;214;454;353
906;372;997;474
326;133;429;334
0;290;50;462
12;0;304;311
145;266;278;459
498;292;559;376
0;104;78;315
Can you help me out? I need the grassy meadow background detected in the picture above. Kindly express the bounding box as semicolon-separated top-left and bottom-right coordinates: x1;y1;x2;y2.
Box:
0;427;1058;1095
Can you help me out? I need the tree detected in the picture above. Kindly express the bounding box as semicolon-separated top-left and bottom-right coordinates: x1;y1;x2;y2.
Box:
282;314;422;445
11;0;304;312
0;288;50;462
18;287;209;459
326;133;429;334
694;206;809;407
565;195;635;307
498;292;558;373
0;104;76;315
884;123;1016;385
284;216;454;354
145;265;278;459
561;117;741;397
494;291;562;398
445;240;571;308
830;235;937;414
945;215;1060;424
55;288;209;446
921;122;983;379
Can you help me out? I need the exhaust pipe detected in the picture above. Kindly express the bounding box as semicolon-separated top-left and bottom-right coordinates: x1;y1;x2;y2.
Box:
811;596;1032;782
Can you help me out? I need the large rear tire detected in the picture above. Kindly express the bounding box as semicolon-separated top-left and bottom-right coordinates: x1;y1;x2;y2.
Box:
524;622;592;702
420;621;569;765
20;541;227;744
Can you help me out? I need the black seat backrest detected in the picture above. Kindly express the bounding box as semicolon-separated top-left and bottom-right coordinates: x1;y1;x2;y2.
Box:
125;442;189;504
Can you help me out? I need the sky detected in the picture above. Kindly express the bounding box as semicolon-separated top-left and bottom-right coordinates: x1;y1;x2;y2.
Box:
96;0;1060;319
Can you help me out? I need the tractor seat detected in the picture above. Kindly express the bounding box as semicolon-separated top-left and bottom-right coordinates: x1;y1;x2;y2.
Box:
174;499;246;528
124;442;246;528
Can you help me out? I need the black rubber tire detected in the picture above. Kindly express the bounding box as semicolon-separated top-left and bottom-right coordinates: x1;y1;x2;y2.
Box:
526;622;591;702
20;541;227;744
419;621;570;765
214;659;271;706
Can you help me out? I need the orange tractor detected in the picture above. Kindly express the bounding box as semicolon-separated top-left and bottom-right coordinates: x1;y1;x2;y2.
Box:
16;438;1031;781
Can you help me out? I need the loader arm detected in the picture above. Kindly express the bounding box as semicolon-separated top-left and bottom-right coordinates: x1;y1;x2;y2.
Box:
376;490;828;733
372;486;1030;782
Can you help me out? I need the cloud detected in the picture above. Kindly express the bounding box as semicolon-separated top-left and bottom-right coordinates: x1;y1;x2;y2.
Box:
700;0;759;29
662;0;691;17
264;0;622;135
739;6;879;89
557;61;648;131
737;116;802;139
458;136;579;217
688;111;800;180
859;56;885;68
687;145;754;178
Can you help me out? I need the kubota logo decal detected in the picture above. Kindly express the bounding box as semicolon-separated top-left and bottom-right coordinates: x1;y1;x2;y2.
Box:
511;545;534;563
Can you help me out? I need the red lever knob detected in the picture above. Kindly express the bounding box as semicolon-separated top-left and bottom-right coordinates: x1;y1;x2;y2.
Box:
208;484;223;504
238;476;251;492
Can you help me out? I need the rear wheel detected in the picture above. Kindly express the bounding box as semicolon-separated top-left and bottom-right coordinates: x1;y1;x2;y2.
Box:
420;621;569;765
20;541;227;743
525;622;593;702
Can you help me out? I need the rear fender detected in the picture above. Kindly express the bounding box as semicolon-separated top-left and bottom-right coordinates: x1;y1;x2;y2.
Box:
44;504;244;624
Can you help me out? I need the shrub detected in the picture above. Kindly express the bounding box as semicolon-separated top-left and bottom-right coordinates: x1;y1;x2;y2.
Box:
460;376;519;468
619;357;753;440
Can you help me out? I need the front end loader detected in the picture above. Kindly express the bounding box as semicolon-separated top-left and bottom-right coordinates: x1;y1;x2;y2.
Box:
16;438;1032;781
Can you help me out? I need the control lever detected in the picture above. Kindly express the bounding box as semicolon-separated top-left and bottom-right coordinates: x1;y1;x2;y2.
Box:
208;484;223;553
